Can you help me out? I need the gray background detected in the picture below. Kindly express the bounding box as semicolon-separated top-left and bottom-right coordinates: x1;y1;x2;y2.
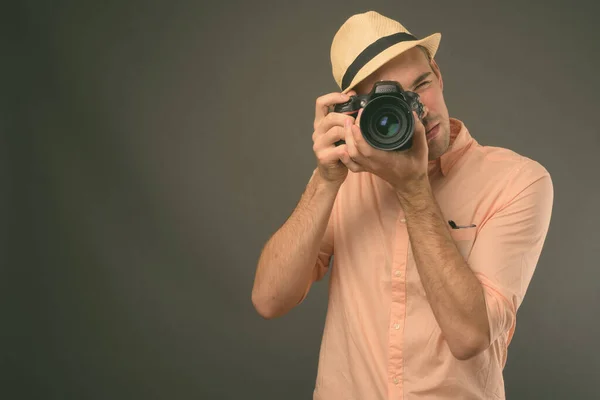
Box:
4;0;599;399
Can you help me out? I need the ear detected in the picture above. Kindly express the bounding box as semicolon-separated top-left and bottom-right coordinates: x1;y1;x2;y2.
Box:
430;58;443;91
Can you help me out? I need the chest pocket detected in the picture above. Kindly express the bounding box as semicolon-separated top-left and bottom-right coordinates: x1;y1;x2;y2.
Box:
406;226;478;297
449;227;477;260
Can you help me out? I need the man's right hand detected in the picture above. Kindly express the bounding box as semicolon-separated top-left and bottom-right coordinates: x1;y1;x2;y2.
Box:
312;91;362;186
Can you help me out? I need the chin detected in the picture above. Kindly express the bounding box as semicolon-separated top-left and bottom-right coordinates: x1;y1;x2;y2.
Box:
427;128;451;160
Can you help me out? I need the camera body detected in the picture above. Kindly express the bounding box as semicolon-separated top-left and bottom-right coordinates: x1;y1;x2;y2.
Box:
333;81;425;151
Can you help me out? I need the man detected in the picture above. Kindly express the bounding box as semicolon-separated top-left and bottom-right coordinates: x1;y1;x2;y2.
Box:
251;10;553;400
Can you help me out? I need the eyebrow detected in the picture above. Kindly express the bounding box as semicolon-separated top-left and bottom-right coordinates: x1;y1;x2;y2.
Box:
360;71;433;94
409;72;432;90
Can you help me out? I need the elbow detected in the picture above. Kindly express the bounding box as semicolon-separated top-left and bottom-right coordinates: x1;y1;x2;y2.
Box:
253;302;279;320
450;344;483;361
251;291;285;320
450;329;490;361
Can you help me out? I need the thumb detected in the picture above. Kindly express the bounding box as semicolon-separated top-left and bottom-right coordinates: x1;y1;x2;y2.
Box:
412;111;428;154
356;107;364;126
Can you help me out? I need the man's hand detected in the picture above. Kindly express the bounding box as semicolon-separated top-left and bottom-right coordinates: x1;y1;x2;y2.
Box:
312;90;360;186
343;108;430;195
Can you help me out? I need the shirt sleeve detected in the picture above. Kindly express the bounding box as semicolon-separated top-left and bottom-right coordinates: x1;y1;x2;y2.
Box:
467;160;554;347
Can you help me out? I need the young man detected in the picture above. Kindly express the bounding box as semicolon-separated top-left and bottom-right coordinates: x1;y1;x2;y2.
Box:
252;11;553;400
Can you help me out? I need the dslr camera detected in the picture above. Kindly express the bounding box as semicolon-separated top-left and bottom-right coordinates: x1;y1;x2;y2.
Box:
333;80;425;151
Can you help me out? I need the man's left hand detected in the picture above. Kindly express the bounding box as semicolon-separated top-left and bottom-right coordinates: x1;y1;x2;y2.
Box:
342;108;430;196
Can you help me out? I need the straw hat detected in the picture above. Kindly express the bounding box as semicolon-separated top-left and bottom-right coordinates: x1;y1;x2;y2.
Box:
331;11;441;94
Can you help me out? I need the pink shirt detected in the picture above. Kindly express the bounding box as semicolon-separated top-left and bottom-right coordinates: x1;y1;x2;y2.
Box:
302;118;554;399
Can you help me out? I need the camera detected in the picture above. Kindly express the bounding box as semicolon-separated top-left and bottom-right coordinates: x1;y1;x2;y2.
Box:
333;81;425;151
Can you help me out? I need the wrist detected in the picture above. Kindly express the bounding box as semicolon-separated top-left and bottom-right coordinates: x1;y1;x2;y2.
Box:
313;169;344;193
395;176;432;211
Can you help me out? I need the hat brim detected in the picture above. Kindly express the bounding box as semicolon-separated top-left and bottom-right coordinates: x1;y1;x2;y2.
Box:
341;32;441;94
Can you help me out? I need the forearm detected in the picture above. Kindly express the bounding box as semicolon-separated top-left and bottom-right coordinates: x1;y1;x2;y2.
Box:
252;170;340;319
398;181;490;360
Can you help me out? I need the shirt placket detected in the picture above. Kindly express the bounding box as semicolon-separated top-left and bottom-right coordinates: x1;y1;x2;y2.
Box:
388;212;408;400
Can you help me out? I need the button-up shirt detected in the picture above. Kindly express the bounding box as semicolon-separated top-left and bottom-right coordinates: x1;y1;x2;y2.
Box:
302;118;554;399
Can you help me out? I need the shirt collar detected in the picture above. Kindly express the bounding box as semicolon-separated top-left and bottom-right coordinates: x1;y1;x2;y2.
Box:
428;117;475;177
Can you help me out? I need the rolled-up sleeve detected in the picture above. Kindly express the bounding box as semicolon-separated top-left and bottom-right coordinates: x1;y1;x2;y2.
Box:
468;160;554;347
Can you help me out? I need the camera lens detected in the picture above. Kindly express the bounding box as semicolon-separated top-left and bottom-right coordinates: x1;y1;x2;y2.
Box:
375;113;400;137
370;105;408;142
360;95;414;151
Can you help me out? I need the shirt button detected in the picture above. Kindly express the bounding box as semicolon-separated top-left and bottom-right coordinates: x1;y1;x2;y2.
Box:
393;323;400;330
393;377;399;384
394;270;401;277
400;218;406;223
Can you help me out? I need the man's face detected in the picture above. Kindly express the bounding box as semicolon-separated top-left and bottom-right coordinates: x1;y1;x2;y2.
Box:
354;47;451;161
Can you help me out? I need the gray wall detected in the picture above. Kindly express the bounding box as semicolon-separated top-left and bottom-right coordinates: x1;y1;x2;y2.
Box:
5;0;599;399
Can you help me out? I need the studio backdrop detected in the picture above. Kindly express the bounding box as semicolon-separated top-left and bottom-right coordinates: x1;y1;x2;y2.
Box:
5;0;599;399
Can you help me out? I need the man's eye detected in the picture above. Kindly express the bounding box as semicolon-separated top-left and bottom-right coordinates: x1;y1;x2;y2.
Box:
415;81;431;90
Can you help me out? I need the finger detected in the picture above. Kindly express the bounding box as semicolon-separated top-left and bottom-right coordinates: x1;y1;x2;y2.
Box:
331;133;364;172
339;149;365;173
355;107;364;126
412;111;428;150
313;125;345;150
320;125;346;147
314;92;351;129
344;119;363;162
317;144;348;165
314;113;355;138
351;123;373;157
413;111;426;137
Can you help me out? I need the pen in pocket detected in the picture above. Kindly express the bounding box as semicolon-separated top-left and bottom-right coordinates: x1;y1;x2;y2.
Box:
448;220;476;229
